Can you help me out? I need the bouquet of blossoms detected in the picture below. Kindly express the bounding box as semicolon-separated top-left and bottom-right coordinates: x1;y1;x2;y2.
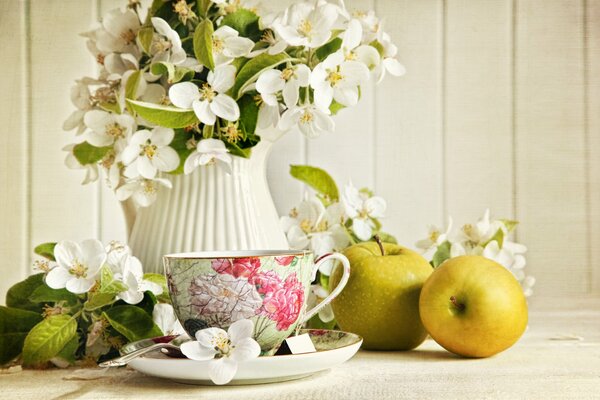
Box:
0;240;183;368
63;0;404;207
416;210;535;296
281;165;394;327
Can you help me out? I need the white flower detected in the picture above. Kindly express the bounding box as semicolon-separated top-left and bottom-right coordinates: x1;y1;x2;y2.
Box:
272;2;339;48
310;51;370;110
107;252;163;304
95;8;141;54
63;81;93;135
455;209;504;247
152;303;185;336
116;177;172;207
351;9;380;44
278;103;334;138
309;284;335;322
339;19;382;71
256;64;310;108
104;52;140;78
184;138;232;175
415;217;453;259
63;144;99;185
281;198;349;265
180;319;260;385
150;17;187;64
169;65;239;125
122;127;180;179
46;239;107;294
211;26;254;66
374;31;406;83
84;110;136;151
342;183;386;241
256;94;280;129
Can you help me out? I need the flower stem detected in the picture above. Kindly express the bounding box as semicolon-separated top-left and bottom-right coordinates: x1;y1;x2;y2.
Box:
449;296;465;312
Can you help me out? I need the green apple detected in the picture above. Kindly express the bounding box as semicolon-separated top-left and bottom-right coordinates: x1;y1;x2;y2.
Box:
419;255;528;358
330;237;432;350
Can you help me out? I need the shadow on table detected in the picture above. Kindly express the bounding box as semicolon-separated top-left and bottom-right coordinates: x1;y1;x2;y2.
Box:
357;348;467;362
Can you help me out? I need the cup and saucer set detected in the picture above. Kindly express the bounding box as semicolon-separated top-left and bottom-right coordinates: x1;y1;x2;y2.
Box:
103;250;362;385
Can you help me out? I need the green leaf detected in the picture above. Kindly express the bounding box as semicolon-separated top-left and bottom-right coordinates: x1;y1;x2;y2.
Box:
99;101;121;114
329;99;346;115
73;142;112;165
319;272;330;290
221;9;262;41
34;242;56;261
103;305;162;342
484;228;505;248
231;57;249;72
22;314;77;367
127;99;199;128
0;306;43;365
431;241;452;268
193;19;215;70
125;70;142;101
369;40;385;57
52;333;79;366
138;26;154;54
290;165;339;201
136;292;158;317
168;129;195;174
84;292;117;311
315;37;342;61
500;219;519;233
232;53;290;99
238;94;259;135
99;265;128;295
6;273;45;313
377;232;398;244
143;273;170;303
29;284;79;307
196;0;212;17
150;62;195;84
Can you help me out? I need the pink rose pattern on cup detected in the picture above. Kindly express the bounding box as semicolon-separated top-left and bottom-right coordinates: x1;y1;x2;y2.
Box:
185;256;305;331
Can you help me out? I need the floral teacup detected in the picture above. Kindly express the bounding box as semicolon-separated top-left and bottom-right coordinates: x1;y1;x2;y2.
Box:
163;250;350;354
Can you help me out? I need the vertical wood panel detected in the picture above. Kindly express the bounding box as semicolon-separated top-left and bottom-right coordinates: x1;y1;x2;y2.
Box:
306;0;375;193
374;0;444;246
515;0;587;296
588;0;600;293
445;0;513;221
30;0;98;247
0;1;28;298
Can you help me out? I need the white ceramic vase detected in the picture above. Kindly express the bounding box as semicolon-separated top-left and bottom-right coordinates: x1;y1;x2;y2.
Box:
123;130;289;273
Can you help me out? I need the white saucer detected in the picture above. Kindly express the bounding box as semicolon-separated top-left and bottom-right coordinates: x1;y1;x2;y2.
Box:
123;329;362;385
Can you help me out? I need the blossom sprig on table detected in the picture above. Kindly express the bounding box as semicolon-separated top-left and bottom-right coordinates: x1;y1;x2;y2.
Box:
64;0;404;207
0;240;184;368
180;319;260;385
281;165;394;328
416;209;535;296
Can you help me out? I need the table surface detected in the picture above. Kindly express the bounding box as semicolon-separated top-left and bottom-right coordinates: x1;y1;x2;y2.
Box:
2;298;599;400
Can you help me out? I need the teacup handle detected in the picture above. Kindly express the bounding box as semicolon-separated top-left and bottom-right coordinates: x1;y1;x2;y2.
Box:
302;253;351;323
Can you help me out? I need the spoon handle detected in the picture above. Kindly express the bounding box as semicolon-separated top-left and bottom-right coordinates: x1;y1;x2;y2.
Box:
99;343;175;368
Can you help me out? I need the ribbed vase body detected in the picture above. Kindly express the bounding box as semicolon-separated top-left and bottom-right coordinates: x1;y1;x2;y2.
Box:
127;141;288;273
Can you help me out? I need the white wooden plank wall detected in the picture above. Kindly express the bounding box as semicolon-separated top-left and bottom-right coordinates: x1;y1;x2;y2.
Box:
0;0;599;301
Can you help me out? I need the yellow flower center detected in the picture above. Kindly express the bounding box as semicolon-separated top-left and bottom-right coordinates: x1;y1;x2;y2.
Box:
358;209;369;219
326;69;343;86
352;10;367;18
345;50;357;61
299;110;314;124
33;260;51;272
141;143;158;159
173;0;190;16
299;19;312;37
142;180;157;194
69;260;88;278
105;123;125;139
211;334;232;356
281;67;295;81
223;0;241;14
220;122;242;143
300;219;313;233
199;83;216;102
120;29;137;44
212;37;225;54
151;37;172;54
429;230;440;243
100;151;116;169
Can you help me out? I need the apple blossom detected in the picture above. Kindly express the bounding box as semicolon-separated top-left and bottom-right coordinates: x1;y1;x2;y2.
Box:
169;65;239;125
107;251;163;304
152;303;185;336
150;17;187;65
116;177;172;207
278;103;335;138
122;127;179;179
272;2;338;48
184;138;232;174
180;319;260;385
211;26;254;66
63;144;99;185
84;110;136;151
46;239;107;294
95;8;141;55
341;183;386;241
63;81;93;135
256;64;311;108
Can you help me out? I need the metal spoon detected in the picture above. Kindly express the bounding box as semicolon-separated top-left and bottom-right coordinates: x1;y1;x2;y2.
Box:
98;335;189;368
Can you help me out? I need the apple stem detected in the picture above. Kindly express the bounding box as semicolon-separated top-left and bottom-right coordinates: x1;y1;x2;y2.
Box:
373;235;385;256
450;296;465;312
